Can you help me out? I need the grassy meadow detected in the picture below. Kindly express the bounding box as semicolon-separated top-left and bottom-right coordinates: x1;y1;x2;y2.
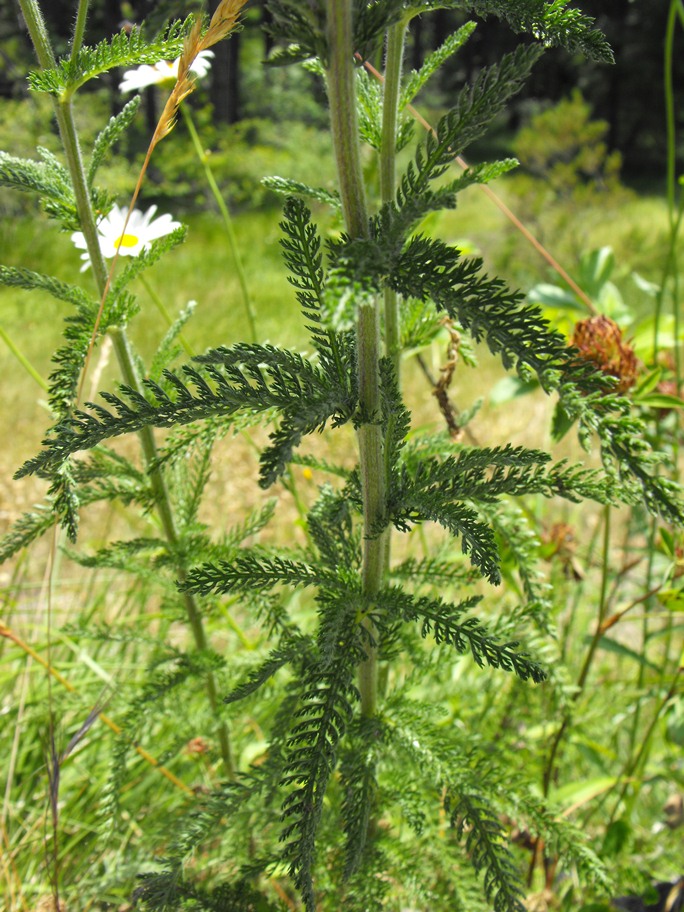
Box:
1;97;683;910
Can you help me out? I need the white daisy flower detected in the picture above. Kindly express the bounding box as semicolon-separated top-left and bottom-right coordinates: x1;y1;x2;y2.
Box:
71;204;182;271
119;50;214;93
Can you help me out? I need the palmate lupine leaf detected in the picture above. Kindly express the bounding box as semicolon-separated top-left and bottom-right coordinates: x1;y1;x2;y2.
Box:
17;343;357;487
28;20;192;96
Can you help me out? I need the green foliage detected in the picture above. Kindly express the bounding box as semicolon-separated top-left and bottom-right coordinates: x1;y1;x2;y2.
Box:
28;19;193;97
2;2;682;912
88;96;142;185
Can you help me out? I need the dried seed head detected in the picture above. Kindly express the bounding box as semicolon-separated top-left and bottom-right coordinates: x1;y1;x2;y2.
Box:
571;315;639;393
201;0;250;51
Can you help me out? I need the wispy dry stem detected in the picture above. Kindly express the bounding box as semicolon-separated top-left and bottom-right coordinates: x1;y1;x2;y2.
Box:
79;0;248;400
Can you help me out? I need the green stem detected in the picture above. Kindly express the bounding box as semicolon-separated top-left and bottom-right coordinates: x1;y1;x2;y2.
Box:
608;670;681;825
0;326;49;391
19;0;235;778
139;274;195;358
70;0;90;63
326;0;385;719
182;107;258;343
662;1;682;454
380;21;406;379
326;1;369;241
541;506;612;799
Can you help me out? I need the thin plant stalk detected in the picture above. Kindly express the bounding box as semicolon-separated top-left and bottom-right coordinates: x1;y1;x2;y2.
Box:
610;3;684;825
182;105;258;343
658;0;683;399
69;0;89;63
326;0;385;719
530;504;613;883
0;326;49;391
138;273;195;357
19;0;235;777
380;21;406;379
542;506;613;794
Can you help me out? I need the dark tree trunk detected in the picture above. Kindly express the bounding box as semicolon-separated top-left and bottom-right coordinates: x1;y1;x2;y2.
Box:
409;13;424;72
208;0;241;124
262;0;274;58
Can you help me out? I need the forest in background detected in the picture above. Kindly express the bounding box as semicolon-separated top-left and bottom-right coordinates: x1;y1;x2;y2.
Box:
2;0;684;179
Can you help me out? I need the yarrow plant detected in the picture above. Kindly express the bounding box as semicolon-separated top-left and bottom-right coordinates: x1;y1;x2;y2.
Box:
1;1;683;911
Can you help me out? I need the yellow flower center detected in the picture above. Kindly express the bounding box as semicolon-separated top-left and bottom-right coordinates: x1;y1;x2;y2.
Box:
116;233;139;249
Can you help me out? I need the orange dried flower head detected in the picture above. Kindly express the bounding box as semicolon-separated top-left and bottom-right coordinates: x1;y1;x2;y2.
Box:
571;315;639;393
185;736;210;755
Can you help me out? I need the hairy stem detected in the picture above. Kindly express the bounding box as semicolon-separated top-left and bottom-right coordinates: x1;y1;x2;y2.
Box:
70;0;90;63
19;0;235;777
380;21;406;379
326;0;385;719
326;1;369;241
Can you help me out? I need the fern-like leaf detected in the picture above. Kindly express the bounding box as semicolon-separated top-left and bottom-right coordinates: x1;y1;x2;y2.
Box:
377;586;546;682
400;21;477;107
446;788;526;912
224;633;312;705
88;96;141;184
262;175;340;209
28;20;192;96
280;651;360;911
18;343;357;488
182;553;330;596
406;0;613;63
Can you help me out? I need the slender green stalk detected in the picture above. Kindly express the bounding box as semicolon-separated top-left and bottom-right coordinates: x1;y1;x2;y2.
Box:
607;670;681;826
380;21;406;379
19;0;235;777
326;1;369;242
541;505;612;799
657;0;682;395
70;0;90;64
139;274;194;357
0;327;48;391
326;0;385;719
182;107;258;343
